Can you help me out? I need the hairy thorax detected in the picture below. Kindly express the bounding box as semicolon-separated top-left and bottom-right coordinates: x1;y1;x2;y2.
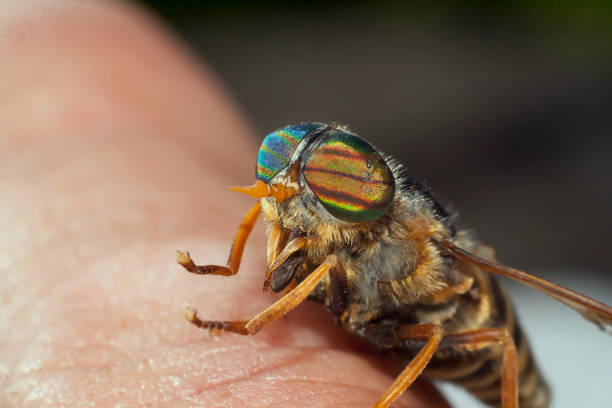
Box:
260;191;480;335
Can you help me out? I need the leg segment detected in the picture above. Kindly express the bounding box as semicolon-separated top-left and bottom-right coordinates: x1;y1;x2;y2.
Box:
186;254;337;335
441;327;518;408
372;325;445;408
177;201;261;276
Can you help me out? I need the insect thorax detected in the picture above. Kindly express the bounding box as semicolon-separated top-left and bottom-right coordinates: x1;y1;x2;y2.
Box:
260;161;474;332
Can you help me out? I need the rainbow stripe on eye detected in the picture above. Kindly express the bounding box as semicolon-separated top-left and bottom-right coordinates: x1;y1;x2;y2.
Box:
304;131;394;222
256;123;320;183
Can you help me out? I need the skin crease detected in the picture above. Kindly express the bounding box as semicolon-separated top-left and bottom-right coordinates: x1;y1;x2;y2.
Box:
0;1;450;407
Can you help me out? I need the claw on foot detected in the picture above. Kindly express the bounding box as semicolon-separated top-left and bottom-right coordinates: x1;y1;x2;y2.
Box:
176;250;193;267
184;307;197;322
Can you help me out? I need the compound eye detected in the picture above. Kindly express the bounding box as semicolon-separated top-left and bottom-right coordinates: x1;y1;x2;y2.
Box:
256;123;320;183
303;130;395;223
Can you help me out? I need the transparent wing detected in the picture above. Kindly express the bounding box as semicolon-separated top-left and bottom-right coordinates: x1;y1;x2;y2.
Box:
437;239;612;332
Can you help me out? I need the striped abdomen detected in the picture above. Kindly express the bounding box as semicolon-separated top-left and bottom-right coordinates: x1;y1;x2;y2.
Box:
425;272;550;408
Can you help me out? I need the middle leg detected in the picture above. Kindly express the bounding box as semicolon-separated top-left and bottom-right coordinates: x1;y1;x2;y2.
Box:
435;327;519;408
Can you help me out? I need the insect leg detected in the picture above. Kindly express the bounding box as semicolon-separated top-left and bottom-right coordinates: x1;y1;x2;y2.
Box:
185;254;337;335
372;325;444;408
176;201;261;276
441;328;518;408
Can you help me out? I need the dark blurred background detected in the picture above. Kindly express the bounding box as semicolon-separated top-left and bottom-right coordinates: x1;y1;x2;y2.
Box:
136;1;612;406
140;0;612;275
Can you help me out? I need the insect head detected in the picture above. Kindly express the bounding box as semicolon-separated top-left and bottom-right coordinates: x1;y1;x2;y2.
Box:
237;123;395;223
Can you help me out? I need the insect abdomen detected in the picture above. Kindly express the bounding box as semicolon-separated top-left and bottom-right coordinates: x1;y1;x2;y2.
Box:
426;273;551;408
456;321;550;407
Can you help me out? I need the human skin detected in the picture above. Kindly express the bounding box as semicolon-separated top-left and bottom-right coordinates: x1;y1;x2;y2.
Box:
0;1;450;407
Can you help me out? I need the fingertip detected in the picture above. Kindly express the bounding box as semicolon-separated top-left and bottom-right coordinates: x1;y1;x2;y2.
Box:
1;0;255;177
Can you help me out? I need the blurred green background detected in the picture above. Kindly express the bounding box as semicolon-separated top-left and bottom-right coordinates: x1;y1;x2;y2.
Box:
134;2;612;406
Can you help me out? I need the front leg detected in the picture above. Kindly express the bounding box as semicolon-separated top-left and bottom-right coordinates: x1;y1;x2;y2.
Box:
177;201;261;276
186;254;338;335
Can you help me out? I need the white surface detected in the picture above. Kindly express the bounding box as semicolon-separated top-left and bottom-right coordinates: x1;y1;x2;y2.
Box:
437;269;612;408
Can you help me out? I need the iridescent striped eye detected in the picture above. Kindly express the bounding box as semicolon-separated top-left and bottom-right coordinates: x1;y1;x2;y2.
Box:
303;130;395;223
256;123;321;183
